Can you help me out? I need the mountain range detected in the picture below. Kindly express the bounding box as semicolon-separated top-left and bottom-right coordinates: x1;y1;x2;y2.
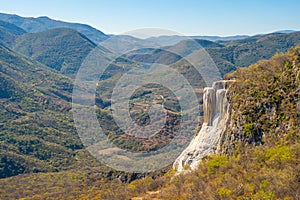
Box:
0;12;299;199
0;13;108;43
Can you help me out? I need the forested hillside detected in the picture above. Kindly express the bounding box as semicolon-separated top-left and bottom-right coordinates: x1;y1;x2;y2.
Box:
1;44;299;200
0;12;299;200
13;28;97;77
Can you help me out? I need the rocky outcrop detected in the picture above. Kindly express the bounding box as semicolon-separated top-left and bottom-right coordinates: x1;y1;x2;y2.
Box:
173;80;234;172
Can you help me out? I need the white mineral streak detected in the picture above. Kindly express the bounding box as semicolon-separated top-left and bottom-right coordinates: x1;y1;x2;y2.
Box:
173;80;233;172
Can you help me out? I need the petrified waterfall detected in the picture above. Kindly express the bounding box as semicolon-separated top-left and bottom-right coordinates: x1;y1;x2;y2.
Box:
173;80;233;172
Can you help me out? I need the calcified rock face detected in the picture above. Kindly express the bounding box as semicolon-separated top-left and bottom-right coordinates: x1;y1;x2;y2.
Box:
173;80;234;172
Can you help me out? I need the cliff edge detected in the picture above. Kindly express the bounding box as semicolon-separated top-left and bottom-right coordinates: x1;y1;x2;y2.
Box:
173;80;234;172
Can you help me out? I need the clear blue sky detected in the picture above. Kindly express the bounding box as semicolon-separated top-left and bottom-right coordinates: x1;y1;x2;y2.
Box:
1;0;299;36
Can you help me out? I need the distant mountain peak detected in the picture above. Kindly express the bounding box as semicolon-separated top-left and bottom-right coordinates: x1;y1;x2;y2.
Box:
273;30;297;34
37;16;50;19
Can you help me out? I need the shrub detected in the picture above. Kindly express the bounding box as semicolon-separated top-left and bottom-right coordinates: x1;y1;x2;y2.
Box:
265;146;292;164
216;187;232;199
207;156;228;173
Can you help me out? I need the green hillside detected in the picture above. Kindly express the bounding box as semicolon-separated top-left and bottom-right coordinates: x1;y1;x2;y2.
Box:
0;20;26;46
216;31;300;68
13;28;97;77
0;43;85;177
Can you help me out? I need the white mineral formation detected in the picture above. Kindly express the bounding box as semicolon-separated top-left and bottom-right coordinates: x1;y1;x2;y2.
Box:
173;80;233;172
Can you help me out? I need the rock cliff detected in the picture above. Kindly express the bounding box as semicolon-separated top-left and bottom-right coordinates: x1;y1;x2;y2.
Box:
173;80;234;172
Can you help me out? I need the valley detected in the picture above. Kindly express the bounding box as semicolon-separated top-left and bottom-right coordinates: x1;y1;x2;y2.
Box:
0;11;299;200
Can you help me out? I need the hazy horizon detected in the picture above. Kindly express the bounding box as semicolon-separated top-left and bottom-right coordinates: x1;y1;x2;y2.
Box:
1;0;300;37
